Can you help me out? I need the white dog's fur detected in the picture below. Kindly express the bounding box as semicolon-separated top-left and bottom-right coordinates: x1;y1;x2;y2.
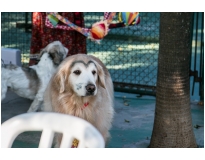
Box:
1;41;68;112
43;54;114;147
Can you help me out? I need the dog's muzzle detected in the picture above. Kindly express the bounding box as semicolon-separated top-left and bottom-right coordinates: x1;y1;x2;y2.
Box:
85;84;96;95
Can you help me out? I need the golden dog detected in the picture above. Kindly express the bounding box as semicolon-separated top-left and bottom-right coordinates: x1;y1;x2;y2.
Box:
43;54;114;147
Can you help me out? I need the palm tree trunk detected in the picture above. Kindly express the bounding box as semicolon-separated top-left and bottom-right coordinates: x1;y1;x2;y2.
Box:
149;12;197;147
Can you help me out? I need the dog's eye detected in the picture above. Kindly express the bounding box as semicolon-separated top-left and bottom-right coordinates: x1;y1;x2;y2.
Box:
92;70;96;75
73;70;81;75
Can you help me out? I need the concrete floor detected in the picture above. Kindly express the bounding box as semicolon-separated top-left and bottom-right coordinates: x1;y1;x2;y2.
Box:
1;89;204;148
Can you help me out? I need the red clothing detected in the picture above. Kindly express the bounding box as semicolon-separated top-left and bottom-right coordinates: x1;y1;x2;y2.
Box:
29;12;86;66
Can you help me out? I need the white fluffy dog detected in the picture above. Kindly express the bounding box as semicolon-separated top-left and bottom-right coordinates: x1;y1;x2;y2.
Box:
1;41;68;112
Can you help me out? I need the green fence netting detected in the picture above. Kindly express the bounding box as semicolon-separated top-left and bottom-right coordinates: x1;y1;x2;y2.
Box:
0;12;162;96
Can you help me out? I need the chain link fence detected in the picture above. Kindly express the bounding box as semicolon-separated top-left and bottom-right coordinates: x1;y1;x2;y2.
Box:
84;12;160;95
1;12;32;65
1;12;165;96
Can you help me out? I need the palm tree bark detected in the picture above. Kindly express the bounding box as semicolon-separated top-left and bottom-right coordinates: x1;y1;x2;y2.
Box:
149;12;197;147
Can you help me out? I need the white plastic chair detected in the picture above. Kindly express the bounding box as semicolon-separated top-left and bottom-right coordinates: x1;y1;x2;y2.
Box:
1;112;105;148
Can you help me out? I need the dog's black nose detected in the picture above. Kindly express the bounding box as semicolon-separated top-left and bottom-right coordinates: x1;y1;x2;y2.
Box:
86;84;96;93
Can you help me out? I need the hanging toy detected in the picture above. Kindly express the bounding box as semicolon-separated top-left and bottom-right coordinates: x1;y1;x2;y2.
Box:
47;14;59;27
118;12;140;26
47;12;116;43
89;21;109;41
89;12;116;42
89;11;117;41
47;12;139;43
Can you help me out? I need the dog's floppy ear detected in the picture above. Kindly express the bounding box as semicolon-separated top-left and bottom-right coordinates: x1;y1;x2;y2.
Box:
95;61;106;89
49;48;64;66
49;46;69;65
53;57;74;94
37;47;63;65
54;69;67;93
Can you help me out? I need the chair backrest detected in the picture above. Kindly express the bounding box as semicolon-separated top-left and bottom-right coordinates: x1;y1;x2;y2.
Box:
1;112;105;148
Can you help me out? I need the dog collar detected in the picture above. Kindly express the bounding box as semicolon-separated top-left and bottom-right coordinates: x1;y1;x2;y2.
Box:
81;102;89;110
